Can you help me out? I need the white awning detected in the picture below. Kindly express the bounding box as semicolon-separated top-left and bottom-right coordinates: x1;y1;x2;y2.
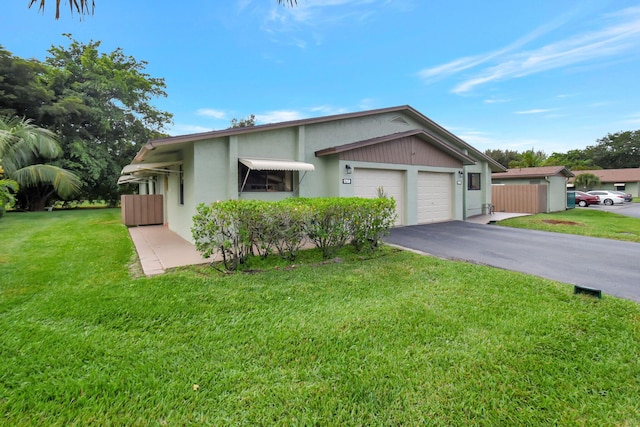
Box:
117;175;148;185
239;158;315;171
614;183;626;186
121;161;182;175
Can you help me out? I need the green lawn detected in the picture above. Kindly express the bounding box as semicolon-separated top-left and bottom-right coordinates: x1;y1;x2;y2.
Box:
498;208;640;242
1;209;640;426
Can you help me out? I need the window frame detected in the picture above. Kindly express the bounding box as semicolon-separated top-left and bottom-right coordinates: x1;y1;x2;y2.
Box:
238;162;295;193
467;172;481;191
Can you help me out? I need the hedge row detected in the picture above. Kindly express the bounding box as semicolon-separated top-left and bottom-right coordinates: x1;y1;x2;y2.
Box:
191;197;396;271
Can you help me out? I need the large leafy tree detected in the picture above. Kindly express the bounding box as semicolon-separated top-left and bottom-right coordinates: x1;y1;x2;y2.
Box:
586;130;640;169
29;0;297;19
484;149;520;169
508;149;546;169
0;40;172;206
543;149;600;170
41;36;172;205
0;116;81;211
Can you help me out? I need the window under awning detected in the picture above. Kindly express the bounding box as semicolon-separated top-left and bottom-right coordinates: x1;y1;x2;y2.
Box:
121;161;183;175
238;158;314;193
239;158;315;171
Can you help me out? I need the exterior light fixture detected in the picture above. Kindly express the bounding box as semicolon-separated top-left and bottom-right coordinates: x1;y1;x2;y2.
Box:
346;164;353;174
458;170;464;178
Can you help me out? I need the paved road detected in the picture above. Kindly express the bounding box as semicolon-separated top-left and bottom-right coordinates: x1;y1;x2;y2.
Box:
590;202;640;218
386;221;640;302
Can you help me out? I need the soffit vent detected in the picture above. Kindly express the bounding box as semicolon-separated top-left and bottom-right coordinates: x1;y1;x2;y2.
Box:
390;116;409;125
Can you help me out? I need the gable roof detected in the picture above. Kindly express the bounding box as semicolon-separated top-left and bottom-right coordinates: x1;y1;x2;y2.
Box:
569;168;640;183
314;129;477;165
492;166;574;179
132;105;505;171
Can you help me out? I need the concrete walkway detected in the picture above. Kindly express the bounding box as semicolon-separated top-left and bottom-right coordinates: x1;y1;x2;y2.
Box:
128;225;213;276
127;212;530;276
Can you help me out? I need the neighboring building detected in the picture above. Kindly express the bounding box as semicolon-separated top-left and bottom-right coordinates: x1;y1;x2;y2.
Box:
119;105;506;242
491;166;574;213
569;169;640;196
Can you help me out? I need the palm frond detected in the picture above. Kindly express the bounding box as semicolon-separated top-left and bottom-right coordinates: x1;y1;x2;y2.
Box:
11;164;82;199
28;0;95;20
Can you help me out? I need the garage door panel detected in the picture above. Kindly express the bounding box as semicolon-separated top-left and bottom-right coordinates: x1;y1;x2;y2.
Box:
354;168;403;225
417;172;452;223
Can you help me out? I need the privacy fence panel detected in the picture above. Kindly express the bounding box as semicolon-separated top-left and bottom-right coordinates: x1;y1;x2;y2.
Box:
121;194;164;226
492;185;547;214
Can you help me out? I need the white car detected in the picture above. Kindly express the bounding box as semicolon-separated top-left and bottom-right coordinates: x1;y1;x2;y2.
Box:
586;190;625;206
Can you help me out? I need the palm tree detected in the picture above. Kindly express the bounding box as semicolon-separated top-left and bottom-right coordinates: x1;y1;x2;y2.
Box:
30;0;297;19
0;116;81;210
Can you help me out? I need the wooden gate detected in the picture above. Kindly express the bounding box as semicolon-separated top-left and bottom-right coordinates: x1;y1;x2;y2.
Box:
492;185;546;214
121;194;164;226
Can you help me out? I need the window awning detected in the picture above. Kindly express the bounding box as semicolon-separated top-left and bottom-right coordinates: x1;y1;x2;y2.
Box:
614;183;626;186
117;175;149;185
239;158;315;171
121;161;182;175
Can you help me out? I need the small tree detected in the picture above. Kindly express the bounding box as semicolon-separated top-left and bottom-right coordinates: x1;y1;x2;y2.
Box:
230;115;256;128
574;173;601;192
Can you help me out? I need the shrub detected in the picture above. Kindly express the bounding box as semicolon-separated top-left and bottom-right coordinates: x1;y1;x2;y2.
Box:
192;197;397;270
349;197;396;252
304;198;353;259
192;200;254;271
272;199;311;261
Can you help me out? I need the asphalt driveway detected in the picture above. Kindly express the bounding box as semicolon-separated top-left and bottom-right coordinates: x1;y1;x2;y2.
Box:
385;221;640;303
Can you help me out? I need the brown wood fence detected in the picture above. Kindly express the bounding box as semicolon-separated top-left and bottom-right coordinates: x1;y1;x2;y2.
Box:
121;194;164;226
492;185;547;214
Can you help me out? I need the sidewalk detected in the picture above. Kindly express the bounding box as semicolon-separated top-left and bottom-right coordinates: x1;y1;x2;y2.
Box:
128;225;213;276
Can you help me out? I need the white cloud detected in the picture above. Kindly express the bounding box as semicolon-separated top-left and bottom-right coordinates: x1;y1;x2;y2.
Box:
484;98;510;104
255;110;307;123
515;109;552;115
418;6;640;94
624;112;640;125
196;109;227;119
168;124;214;136
261;0;399;46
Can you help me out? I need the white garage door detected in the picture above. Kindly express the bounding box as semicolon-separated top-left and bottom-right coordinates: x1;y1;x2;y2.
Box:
354;168;404;225
417;172;452;223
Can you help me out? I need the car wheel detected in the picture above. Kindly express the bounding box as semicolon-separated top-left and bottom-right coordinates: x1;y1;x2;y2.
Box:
604;199;613;206
578;200;587;207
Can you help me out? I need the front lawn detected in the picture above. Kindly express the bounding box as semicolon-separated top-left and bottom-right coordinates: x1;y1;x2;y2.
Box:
498;208;640;242
1;209;639;425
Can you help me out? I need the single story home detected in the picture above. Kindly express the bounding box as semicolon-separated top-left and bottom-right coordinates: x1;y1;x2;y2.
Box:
119;105;506;242
491;166;574;213
569;168;640;196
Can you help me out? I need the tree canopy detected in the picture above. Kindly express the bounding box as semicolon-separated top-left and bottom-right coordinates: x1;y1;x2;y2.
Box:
0;37;172;208
230;115;256;128
485;131;640;171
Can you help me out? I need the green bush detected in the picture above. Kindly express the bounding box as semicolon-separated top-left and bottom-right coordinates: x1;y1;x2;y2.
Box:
192;197;397;271
192;200;254;271
349;197;396;252
303;198;353;259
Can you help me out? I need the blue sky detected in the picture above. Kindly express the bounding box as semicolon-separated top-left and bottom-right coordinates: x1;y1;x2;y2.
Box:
2;0;640;154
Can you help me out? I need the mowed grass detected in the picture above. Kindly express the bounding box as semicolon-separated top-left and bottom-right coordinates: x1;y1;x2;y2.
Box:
1;209;640;426
498;208;640;242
